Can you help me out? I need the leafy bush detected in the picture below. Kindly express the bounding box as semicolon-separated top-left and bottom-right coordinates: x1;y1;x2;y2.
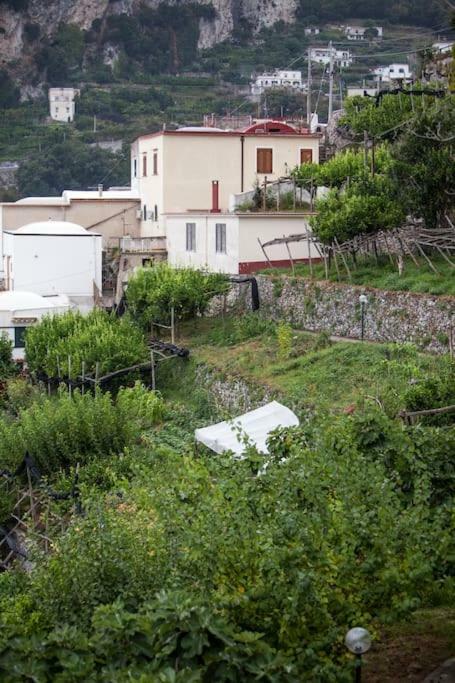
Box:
403;359;455;425
25;309;148;380
0;423;452;680
0;333;15;380
0;383;163;474
126;264;229;328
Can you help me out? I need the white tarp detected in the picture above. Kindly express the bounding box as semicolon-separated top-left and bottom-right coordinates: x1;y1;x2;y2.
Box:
194;401;299;456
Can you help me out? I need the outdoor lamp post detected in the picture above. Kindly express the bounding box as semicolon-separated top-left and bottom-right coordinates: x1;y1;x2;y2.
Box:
345;627;372;683
359;294;368;341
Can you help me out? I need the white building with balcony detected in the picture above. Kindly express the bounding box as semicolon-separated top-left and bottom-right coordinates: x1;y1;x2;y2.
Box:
48;87;80;122
372;63;412;84
251;70;307;96
309;47;353;68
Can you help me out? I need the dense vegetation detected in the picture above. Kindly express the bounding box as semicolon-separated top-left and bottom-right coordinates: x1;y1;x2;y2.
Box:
294;92;455;243
126;263;229;328
16;132;129;197
296;0;446;25
0;312;453;680
25;309;148;379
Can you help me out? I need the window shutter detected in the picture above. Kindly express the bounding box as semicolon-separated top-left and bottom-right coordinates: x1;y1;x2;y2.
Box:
300;149;313;164
142;154;147;177
257;148;273;174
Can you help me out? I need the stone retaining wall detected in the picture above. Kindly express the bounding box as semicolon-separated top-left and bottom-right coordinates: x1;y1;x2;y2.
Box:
218;276;455;354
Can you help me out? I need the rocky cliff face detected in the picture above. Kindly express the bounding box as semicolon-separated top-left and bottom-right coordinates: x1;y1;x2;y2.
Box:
0;0;297;67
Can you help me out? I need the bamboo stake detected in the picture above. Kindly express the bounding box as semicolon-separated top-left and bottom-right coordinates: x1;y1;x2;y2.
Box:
257;237;274;269
284;237;295;275
151;350;156;391
414;240;439;274
307;233;313;277
334;237;352;281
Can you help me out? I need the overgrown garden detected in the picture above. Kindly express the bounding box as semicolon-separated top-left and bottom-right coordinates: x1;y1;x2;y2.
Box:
0;273;453;679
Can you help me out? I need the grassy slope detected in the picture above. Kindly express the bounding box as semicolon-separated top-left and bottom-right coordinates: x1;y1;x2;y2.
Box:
176;317;445;414
260;255;455;296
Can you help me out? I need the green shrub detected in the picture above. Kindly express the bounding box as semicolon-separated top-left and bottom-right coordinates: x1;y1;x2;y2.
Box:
0;383;163;474
403;360;455;425
25;309;148;380
126;264;229;328
0;333;15;380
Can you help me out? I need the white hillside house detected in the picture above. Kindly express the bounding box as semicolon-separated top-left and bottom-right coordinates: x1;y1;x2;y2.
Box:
251;70;306;95
432;40;454;54
345;25;383;41
373;63;412;84
48;88;80;122
0;291;70;361
3;221;102;313
309;47;353;68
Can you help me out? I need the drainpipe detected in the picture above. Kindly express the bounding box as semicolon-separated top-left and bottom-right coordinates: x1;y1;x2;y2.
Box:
211;180;221;213
240;135;245;192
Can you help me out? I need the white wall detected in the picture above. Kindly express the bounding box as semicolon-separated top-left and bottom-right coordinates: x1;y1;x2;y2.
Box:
3;233;102;304
133;132;320;235
165;212;322;274
166;214;239;274
238;215;318;271
0;304;70;360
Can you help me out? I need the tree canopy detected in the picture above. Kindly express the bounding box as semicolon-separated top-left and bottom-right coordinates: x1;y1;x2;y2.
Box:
16;134;130;197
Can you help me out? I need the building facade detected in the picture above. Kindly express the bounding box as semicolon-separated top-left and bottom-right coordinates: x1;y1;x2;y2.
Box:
310;47;353;68
0;291;70;361
0;190;141;249
372;63;412;84
130;122;320;236
48;88;80;122
166;212;318;274
3;221;102;312
251;70;306;96
345;26;383;41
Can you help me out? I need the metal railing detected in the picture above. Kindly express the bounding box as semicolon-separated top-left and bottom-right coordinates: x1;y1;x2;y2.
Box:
120;236;166;253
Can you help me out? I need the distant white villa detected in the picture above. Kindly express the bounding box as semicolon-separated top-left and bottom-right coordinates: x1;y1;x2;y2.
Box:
432;40;454;54
372;63;412;84
251;70;307;96
48;87;80;123
309;47;353;68
304;27;320;36
345;25;383;41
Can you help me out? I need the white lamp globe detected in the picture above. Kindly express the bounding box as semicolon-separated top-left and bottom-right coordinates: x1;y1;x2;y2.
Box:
345;627;372;655
359;294;368;305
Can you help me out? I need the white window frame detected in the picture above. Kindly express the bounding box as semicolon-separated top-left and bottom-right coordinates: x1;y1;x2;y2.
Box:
215;223;227;254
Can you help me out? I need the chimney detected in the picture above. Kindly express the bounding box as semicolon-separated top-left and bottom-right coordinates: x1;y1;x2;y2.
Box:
211;180;221;213
98;184;103;197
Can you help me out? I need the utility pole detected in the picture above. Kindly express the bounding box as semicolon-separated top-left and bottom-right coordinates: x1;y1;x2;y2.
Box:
307;47;312;129
93;114;97;133
328;40;334;121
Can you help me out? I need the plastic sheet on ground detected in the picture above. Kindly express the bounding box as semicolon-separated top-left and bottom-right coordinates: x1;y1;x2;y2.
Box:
194;401;299;456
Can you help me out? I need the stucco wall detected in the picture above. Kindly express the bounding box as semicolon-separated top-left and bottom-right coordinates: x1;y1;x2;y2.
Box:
0;200;141;248
3;232;102;300
222;275;455;354
166;214;239;273
133;132;320;233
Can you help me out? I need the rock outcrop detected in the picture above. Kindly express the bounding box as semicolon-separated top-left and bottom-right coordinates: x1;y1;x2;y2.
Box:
0;0;297;69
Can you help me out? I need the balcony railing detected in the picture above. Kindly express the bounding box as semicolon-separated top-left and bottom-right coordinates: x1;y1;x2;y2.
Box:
120;236;166;253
